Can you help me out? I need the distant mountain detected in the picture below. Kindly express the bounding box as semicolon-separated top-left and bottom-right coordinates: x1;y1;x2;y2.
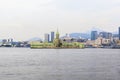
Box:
64;27;117;39
86;27;118;35
28;37;42;42
112;31;118;34
85;27;104;34
69;33;90;39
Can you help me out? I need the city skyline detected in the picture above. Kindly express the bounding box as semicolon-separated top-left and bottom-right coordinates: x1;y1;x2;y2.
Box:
0;27;119;41
0;0;120;41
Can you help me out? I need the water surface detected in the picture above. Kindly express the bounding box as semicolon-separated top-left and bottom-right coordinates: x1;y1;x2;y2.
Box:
0;48;120;80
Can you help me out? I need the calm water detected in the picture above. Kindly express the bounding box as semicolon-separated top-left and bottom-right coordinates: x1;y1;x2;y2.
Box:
0;48;120;80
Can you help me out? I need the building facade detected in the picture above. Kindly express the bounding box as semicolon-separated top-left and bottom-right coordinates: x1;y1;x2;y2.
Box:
44;33;49;42
51;31;54;42
99;32;112;39
91;31;98;40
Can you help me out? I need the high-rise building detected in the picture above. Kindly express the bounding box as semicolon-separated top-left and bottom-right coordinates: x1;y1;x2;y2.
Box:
44;33;49;42
107;33;112;39
119;27;120;40
99;32;112;39
51;31;54;42
99;32;106;38
91;31;98;40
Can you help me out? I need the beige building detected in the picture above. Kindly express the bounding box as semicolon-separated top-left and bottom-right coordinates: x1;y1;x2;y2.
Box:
94;37;112;47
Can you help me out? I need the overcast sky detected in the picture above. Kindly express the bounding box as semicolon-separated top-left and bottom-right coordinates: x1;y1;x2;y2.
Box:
0;0;120;41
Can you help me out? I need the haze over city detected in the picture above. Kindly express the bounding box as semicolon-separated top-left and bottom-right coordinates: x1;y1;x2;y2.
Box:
0;0;120;41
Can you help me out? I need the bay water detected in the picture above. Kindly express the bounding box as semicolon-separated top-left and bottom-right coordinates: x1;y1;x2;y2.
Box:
0;48;120;80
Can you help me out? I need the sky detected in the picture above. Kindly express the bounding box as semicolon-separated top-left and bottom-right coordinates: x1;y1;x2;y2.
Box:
0;0;120;41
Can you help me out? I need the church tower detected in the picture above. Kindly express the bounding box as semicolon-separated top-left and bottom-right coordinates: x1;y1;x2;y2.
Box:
56;29;59;39
53;29;61;47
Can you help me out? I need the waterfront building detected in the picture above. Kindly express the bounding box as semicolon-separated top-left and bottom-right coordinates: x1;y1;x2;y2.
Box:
44;33;49;42
1;39;13;47
91;31;98;40
102;38;111;45
94;37;111;47
85;40;95;47
51;31;54;42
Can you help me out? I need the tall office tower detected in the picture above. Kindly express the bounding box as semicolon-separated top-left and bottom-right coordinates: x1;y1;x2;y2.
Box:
91;31;98;40
44;33;49;42
51;31;54;42
99;32;112;39
107;33;112;39
119;27;120;40
99;32;106;38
